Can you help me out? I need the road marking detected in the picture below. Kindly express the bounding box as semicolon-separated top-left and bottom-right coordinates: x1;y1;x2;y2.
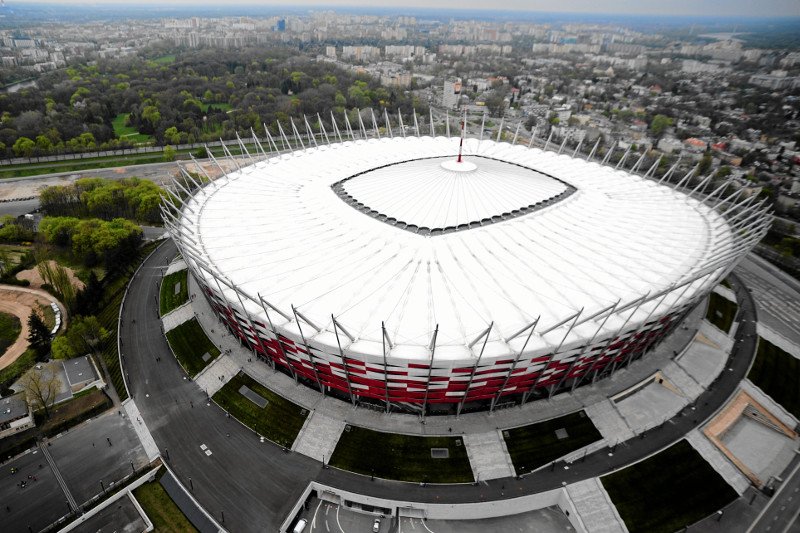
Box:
421;519;435;533
746;461;800;533
336;505;346;533
311;500;322;531
410;517;416;529
780;504;800;533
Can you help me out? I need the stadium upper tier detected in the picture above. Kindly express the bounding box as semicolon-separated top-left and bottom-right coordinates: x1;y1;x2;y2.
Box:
177;136;747;361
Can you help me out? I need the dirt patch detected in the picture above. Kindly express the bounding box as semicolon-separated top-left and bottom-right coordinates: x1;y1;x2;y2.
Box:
0;285;66;371
16;260;85;291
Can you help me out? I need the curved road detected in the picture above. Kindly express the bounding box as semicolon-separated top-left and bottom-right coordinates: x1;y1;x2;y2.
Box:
122;240;760;532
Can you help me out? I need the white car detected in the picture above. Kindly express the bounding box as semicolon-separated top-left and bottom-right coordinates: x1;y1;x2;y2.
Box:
372;517;381;532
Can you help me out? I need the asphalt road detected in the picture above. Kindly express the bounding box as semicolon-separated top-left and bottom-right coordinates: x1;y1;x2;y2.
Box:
121;240;761;532
46;410;149;505
0;448;66;532
747;455;800;533
120;239;320;533
735;254;800;345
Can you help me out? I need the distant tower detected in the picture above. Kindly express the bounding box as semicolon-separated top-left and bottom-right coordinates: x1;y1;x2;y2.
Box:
276;19;286;32
442;78;461;110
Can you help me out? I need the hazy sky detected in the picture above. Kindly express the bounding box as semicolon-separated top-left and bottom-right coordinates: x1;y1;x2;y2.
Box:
7;0;800;18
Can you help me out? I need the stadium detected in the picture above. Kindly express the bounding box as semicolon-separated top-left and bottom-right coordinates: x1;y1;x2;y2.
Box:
163;115;771;415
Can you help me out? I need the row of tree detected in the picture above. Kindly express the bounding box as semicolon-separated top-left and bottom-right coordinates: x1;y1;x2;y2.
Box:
38;216;143;270
39;177;164;224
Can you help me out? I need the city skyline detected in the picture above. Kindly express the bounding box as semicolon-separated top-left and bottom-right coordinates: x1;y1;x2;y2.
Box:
5;0;800;18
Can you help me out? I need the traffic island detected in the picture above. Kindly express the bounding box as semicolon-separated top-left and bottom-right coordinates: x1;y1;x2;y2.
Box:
212;371;308;448
601;439;737;533
503;411;602;474
329;425;474;483
165;318;220;376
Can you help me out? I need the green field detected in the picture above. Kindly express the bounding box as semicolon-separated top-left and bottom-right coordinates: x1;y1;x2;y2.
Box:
165;318;220;376
199;102;232;113
160;270;189;316
133;475;198;533
330;426;473;483
749;337;800;418
503;411;603;474
0;311;21;356
705;291;738;334
602;440;737;533
152;54;177;65
213;372;308;447
112;113;154;144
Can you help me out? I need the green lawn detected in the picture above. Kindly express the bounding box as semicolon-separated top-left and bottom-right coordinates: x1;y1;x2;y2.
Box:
705;291;738;334
0;348;35;389
749;337;800;418
330;426;473;483
199;102;232;113
0;311;21;356
133;477;198;533
160;270;189;315
503;411;603;474
112;113;154;144
602;440;737;533
212;372;308;447
165;318;219;376
152;54;177;65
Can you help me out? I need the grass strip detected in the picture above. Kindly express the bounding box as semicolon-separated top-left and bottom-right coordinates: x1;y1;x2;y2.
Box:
330;425;473;483
160;270;188;316
503;411;602;474
602;439;737;533
165;318;219;376
748;337;800;418
705;291;738;334
133;478;198;533
213;372;308;447
0;311;22;355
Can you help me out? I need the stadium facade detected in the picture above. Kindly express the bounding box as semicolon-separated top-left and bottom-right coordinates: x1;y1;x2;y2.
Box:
163;113;770;415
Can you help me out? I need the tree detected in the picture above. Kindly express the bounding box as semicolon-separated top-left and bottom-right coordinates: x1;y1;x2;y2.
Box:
74;271;103;316
19;365;61;418
650;114;673;138
27;310;52;360
163;145;176;162
12;137;35;159
36;260;77;312
697;153;713;176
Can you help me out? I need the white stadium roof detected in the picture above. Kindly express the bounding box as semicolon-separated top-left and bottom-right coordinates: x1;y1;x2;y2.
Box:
181;136;736;362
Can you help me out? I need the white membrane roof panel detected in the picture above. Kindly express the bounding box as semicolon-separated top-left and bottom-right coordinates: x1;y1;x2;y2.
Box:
184;137;734;360
340;156;568;229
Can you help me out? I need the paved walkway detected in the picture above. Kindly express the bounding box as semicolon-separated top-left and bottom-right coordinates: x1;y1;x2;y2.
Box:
676;333;727;389
686;429;751;495
162;302;194;332
292;411;347;463
194;354;240;396
565;478;627;533
463;431;516;481
165;258;187;276
584;399;634;445
123;398;161;461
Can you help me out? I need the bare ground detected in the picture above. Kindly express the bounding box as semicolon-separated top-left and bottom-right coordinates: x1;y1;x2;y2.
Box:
0;285;67;371
16;260;85;291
